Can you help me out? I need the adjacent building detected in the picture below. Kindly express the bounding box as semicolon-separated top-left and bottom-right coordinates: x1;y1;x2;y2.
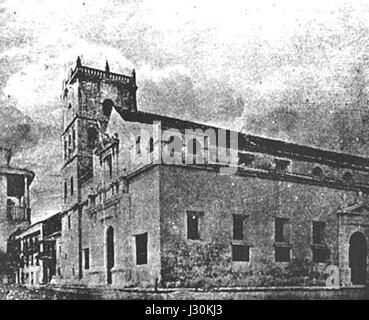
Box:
0;147;34;282
7;212;61;285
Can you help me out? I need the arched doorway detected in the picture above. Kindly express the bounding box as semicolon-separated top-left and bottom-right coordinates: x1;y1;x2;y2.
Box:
349;232;367;285
106;227;114;284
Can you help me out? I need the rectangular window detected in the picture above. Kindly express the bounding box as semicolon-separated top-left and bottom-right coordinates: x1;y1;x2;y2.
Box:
187;211;204;240
275;217;290;243
232;245;250;262
68;215;71;230
275;246;290;262
312;247;329;263
64;182;67;201
136;136;141;155
72;129;76;150
312;221;325;245
84;248;90;270
70;177;74;196
136;233;148;265
64;140;67;160
233;214;244;240
68;135;72;154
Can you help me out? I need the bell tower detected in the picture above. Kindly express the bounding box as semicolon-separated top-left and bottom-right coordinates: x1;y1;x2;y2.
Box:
61;56;137;210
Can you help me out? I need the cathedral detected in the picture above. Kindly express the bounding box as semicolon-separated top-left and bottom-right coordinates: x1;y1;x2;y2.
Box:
4;57;369;288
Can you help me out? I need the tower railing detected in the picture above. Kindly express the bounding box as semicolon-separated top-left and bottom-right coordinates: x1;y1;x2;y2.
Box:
70;66;132;84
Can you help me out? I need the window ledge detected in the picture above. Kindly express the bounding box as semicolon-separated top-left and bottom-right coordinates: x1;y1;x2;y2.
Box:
187;238;203;242
274;242;292;248
232;240;253;246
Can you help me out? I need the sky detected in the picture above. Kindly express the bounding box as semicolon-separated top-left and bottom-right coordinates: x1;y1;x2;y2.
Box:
2;0;369;122
3;0;369;220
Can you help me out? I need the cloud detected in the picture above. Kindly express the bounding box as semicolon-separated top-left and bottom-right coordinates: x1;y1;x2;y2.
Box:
2;40;134;121
2;0;369;119
4;0;369;220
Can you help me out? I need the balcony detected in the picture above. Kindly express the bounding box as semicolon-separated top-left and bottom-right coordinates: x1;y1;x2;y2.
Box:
7;205;30;222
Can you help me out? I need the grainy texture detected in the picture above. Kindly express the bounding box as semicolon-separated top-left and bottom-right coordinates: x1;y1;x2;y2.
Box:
1;1;369;300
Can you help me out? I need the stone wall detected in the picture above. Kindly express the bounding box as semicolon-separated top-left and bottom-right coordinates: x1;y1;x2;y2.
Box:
159;165;359;287
76;166;161;287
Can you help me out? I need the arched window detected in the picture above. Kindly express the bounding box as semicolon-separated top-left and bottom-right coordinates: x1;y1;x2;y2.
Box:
106;226;115;284
102;99;114;117
312;167;324;181
87;127;98;148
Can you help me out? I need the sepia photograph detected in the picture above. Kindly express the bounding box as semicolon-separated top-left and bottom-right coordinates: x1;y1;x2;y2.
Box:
0;0;369;306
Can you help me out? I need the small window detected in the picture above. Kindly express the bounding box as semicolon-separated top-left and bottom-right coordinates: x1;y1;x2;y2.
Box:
232;245;250;262
70;177;74;196
64;140;67;159
84;248;90;270
313;247;329;263
149;137;154;153
87;127;98;148
233;214;244;240
72;129;76;150
275;217;289;243
312;221;325;245
68;215;71;230
136;136;141;155
102;99;113;117
187;211;204;240
312;167;324;181
64;182;67;201
275;247;290;262
135;233;148;265
68;103;72;109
